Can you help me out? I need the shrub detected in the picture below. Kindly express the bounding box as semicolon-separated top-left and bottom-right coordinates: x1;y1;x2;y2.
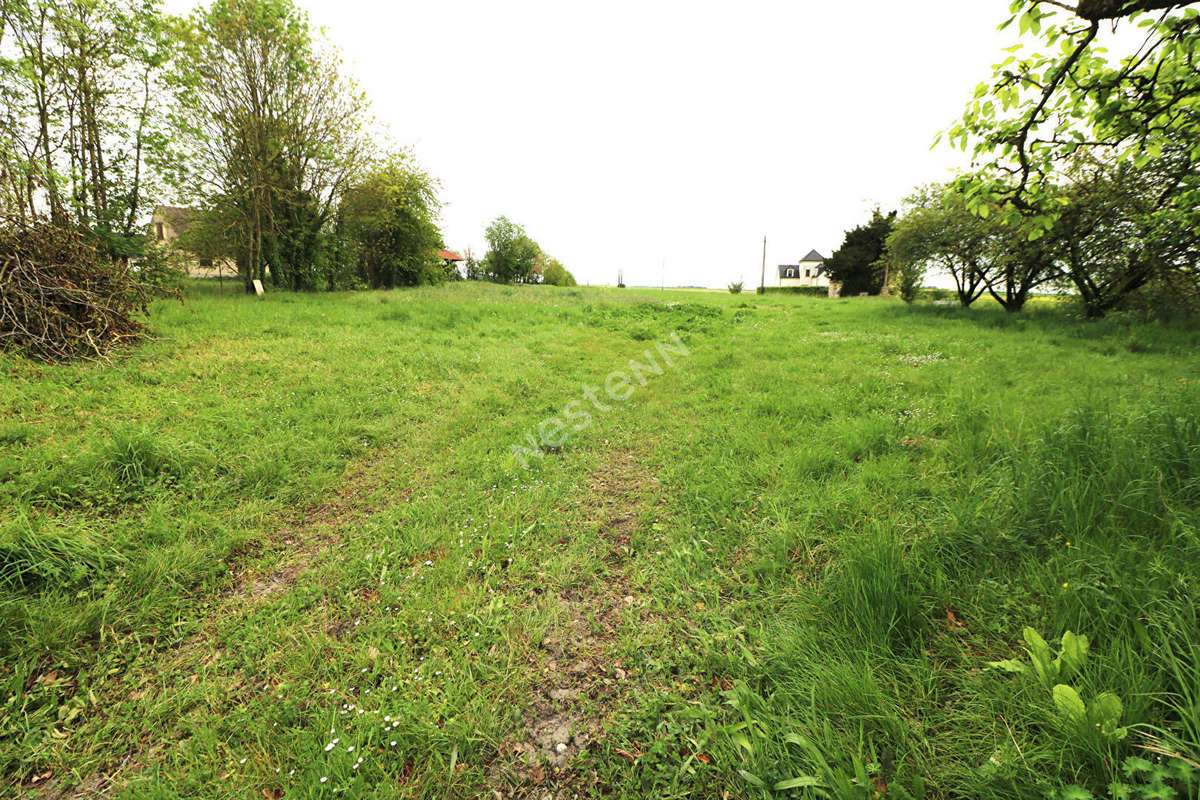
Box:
728;281;743;294
542;259;577;287
133;239;188;290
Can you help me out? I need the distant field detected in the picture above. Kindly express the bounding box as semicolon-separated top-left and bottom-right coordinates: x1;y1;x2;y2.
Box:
2;282;1198;799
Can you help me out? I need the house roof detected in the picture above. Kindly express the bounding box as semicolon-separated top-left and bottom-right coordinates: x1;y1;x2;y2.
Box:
777;264;799;278
155;205;195;236
438;249;464;261
800;249;826;263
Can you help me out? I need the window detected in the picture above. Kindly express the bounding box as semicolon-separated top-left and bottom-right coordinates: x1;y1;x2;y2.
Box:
199;258;213;268
155;222;164;240
786;268;795;278
805;268;811;277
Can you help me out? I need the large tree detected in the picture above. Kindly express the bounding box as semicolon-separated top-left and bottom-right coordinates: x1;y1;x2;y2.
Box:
945;0;1200;314
168;0;369;292
1052;154;1200;316
482;216;541;283
824;209;896;296
338;153;444;289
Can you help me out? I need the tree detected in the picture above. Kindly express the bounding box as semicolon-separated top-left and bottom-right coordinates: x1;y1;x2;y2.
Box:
462;248;483;280
544;257;580;286
824;209;896;296
338;153;444;289
882;227;928;305
0;0;172;251
947;1;1199;233
482;216;540;283
946;1;1200;315
1052;154;1200;317
168;0;369;292
886;187;988;308
985;224;1060;312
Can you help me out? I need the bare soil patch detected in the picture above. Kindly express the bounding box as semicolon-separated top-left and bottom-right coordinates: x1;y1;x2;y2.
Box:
488;450;662;799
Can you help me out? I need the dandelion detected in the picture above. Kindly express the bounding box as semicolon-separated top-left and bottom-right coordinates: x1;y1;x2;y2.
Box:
1063;582;1070;588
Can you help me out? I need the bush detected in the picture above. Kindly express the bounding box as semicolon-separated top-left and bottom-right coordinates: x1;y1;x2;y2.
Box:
757;286;827;297
728;281;743;294
133;239;188;290
0;217;175;362
1115;271;1200;319
542;260;577;287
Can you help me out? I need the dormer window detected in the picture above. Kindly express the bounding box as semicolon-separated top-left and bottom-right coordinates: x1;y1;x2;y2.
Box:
786;268;795;278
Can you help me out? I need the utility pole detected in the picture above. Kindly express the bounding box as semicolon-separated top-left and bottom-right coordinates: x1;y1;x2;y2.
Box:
759;235;767;293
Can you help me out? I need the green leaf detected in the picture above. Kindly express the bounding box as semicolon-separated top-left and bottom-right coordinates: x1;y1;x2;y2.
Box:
738;769;765;787
731;733;754;756
986;659;1028;674
1053;684;1087;724
1087;692;1122;729
774;776;823;790
1123;756;1154;776
1058;631;1089;678
1060;786;1094;800
1027;628;1056;686
1023;627;1050;658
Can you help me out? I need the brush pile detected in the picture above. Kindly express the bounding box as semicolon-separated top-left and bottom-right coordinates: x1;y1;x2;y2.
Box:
0;218;171;362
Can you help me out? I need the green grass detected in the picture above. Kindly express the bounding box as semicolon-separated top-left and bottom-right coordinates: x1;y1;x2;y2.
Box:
1;281;1198;799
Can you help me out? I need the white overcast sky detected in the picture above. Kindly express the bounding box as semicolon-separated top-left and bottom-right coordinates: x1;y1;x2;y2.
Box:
166;1;1022;288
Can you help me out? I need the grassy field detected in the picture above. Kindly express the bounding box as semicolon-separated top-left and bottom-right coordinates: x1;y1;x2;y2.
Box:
2;282;1198;799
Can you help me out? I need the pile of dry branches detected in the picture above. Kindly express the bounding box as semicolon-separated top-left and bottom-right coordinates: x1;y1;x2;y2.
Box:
0;218;171;362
